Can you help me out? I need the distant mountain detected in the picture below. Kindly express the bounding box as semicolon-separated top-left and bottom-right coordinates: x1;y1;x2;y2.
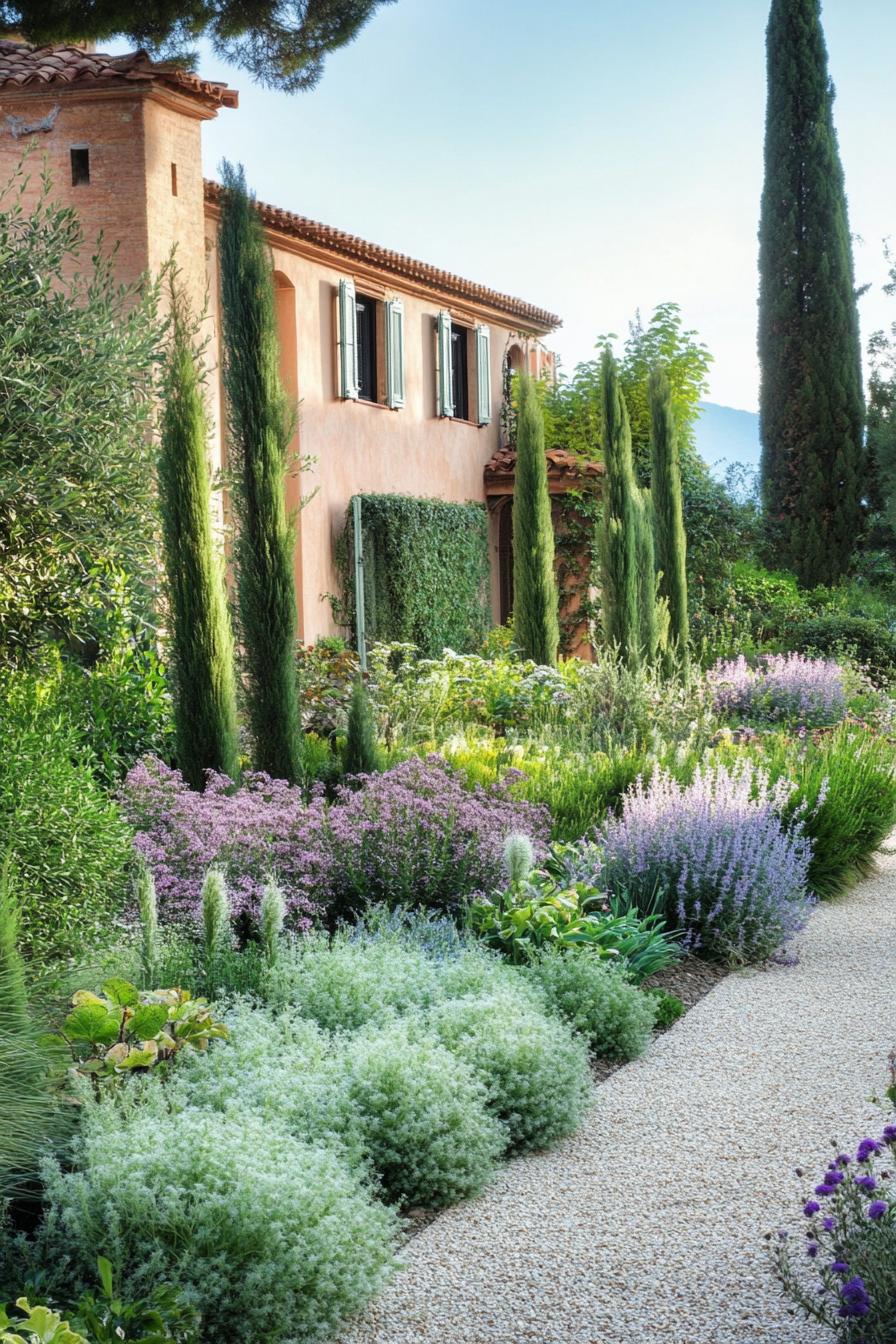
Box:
694;401;761;479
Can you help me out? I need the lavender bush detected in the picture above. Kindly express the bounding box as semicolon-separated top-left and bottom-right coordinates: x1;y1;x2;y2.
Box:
122;755;548;932
587;759;813;963
775;1128;896;1342
708;652;847;728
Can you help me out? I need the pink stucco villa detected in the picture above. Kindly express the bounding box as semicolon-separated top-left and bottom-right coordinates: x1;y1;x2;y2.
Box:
0;38;564;642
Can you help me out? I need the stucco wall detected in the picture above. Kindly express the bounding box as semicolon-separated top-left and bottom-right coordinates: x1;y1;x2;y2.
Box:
204;218;531;643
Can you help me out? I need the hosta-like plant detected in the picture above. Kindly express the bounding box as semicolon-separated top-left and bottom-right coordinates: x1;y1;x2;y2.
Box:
52;979;227;1082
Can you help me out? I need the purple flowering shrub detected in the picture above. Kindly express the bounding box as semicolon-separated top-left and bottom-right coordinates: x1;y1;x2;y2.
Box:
708;652;847;728
775;1128;896;1342
586;759;812;963
122;755;548;932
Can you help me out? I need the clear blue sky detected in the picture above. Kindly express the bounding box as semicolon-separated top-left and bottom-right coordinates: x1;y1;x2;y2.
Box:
151;0;896;411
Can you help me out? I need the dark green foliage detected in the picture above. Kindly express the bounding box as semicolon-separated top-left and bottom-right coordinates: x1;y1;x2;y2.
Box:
218;161;302;783
341;494;490;656
344;678;381;776
0;673;132;958
0;864;68;1204
645;987;686;1029
634;488;660;666
598;349;640;662
758;0;865;585
2;0;395;92
866;249;896;546
0;162;162;664
511;375;559;666
785;614;896;686
649;365;689;668
158;283;240;790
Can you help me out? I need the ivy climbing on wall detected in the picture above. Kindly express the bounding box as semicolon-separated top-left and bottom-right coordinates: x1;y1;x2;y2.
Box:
336;494;491;657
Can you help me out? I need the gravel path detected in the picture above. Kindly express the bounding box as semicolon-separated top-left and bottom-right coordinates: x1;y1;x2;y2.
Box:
338;849;896;1344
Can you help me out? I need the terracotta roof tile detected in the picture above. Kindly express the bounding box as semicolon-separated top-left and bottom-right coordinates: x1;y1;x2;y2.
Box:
484;446;602;492
204;179;561;333
0;40;238;109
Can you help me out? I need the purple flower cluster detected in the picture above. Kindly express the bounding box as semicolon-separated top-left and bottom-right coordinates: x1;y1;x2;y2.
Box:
122;755;548;932
708;653;847;729
589;759;812;963
778;1128;896;1338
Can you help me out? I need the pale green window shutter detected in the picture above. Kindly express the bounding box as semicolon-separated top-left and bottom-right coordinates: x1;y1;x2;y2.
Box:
475;325;492;425
436;310;454;417
337;278;359;399
385;298;405;409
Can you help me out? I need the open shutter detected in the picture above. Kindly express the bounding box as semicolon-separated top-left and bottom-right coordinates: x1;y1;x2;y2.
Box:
436;310;454;417
385;299;405;409
337;278;359;399
475;325;491;425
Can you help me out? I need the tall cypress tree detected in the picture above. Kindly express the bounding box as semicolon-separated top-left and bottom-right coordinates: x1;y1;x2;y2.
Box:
512;374;559;666
649;364;689;670
599;349;640;663
218;161;302;782
158;280;240;790
634;488;661;667
758;0;864;586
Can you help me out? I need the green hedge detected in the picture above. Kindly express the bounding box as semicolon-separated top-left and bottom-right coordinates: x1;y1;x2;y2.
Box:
340;494;491;656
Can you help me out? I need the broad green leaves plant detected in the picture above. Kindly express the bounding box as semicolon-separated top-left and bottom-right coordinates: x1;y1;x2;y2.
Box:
53;980;227;1082
0;1301;86;1344
470;860;681;979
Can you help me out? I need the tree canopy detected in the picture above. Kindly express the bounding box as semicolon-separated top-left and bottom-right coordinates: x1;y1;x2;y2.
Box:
0;161;162;663
0;0;396;92
758;0;864;586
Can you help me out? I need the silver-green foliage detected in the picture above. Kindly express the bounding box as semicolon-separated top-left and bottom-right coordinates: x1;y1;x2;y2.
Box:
266;929;441;1031
259;877;286;966
340;1022;504;1207
524;951;657;1059
39;1105;398;1344
427;986;592;1153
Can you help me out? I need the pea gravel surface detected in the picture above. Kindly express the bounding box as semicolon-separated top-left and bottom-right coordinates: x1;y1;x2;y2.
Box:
337;851;896;1344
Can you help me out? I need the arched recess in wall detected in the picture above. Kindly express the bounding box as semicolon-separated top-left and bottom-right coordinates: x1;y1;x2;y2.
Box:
273;270;304;638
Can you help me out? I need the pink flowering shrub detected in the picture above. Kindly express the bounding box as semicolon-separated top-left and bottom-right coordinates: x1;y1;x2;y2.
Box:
708;652;846;728
584;759;813;963
122;755;549;932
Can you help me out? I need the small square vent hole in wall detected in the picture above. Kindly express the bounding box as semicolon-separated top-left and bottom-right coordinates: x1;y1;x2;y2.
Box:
70;146;90;186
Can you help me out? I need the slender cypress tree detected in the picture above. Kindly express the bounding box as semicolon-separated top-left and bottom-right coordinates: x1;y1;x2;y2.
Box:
599;349;640;663
344;676;381;776
634;488;661;667
218;161;303;781
511;374;560;666
649;365;689;670
158;280;240;790
758;0;864;586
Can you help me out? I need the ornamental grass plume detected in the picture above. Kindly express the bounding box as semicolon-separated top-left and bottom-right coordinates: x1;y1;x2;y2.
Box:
201;868;230;963
707;652;846;728
260;877;286;966
594;758;812;964
134;859;159;985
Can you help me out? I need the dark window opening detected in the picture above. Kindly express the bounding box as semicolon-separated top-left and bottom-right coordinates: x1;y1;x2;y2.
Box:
450;324;469;420
70;147;90;186
171;162;178;196
356;294;378;402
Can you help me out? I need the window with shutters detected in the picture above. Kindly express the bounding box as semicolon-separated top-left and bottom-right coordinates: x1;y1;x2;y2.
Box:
438;314;492;425
355;294;378;402
450;325;469;421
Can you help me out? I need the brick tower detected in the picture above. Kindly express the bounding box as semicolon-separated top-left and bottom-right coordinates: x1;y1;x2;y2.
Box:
0;41;237;313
